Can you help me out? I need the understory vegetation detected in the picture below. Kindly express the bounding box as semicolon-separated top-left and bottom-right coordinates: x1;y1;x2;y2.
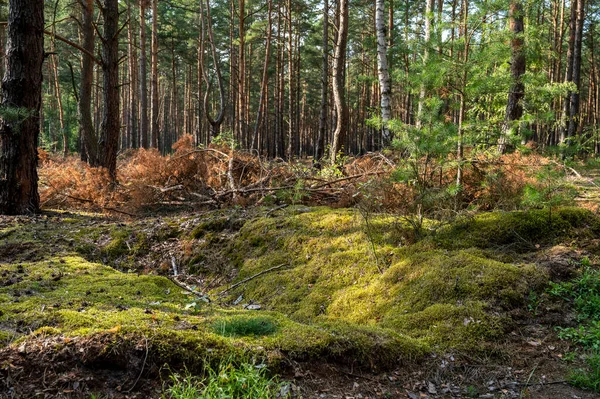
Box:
2;150;600;397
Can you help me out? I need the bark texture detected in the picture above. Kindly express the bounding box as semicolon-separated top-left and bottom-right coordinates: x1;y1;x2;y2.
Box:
330;0;349;165
498;0;525;153
78;0;99;164
99;0;120;181
0;0;44;214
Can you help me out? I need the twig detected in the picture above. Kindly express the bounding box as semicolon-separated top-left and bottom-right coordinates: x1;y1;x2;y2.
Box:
218;264;287;297
148;184;184;193
103;207;137;217
310;171;387;189
168;148;229;162
265;204;289;217
125;335;148;393
168;276;211;302
171;256;178;276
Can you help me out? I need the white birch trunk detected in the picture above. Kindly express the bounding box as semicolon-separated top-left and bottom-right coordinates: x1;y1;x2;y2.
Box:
376;0;392;144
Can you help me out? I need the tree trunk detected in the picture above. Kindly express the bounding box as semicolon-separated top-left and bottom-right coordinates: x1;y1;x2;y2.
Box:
139;0;149;148
0;0;44;214
127;0;138;148
330;0;348;165
315;0;328;162
567;0;584;140
498;0;526;153
78;0;99;164
200;0;225;137
151;0;159;148
376;0;392;144
251;0;272;152
416;0;434;129
99;0;120;181
560;0;577;150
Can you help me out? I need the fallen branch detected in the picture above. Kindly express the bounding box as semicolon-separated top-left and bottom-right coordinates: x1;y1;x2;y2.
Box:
310;171;388;189
218;263;287;297
169;276;211;302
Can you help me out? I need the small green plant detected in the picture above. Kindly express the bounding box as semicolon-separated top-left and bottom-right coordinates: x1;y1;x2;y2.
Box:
211;130;238;149
550;259;600;392
521;166;578;223
212;316;278;337
162;359;287;399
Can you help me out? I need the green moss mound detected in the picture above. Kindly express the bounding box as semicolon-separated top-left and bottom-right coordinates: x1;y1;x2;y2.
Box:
434;207;599;251
0;253;423;369
215;206;596;351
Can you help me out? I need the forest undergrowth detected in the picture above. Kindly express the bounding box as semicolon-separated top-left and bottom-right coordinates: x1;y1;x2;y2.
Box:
38;135;586;218
3;141;600;398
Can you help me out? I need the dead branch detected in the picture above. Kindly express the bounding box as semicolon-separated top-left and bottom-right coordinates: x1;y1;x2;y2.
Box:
310;171;388;189
218;263;287;297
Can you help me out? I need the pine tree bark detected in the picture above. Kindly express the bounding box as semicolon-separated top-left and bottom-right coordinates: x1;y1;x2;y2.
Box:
150;0;159;148
376;0;392;144
567;0;585;139
315;0;328;162
0;0;44;214
199;0;225;137
560;0;577;149
330;0;348;165
498;0;525;153
251;0;272;152
99;0;120;181
127;0;138;148
139;0;149;148
79;0;99;164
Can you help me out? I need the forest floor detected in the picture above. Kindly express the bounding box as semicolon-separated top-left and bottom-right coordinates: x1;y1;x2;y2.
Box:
1;165;600;398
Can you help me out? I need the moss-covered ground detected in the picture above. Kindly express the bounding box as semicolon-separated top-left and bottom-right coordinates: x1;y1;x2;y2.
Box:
1;206;599;397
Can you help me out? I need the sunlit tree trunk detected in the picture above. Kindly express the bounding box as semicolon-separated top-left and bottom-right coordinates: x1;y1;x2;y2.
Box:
151;0;159;148
315;0;328;162
330;0;348;164
139;0;149;148
376;0;392;144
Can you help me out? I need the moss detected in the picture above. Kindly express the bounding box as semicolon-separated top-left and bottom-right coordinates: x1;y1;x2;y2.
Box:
0;250;423;370
212;207;583;352
101;229;131;258
434;207;599;251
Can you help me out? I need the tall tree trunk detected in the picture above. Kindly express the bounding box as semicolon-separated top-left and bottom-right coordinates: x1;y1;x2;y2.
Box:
251;0;272;152
237;0;246;145
416;0;434;129
456;0;468;188
376;0;392;144
127;0;138;148
560;0;577;150
99;0;120;181
567;0;584;140
200;0;225;137
79;0;99;164
498;0;526;153
151;0;159;148
315;0;328;162
286;0;294;159
0;0;44;214
139;0;149;148
330;0;348;165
